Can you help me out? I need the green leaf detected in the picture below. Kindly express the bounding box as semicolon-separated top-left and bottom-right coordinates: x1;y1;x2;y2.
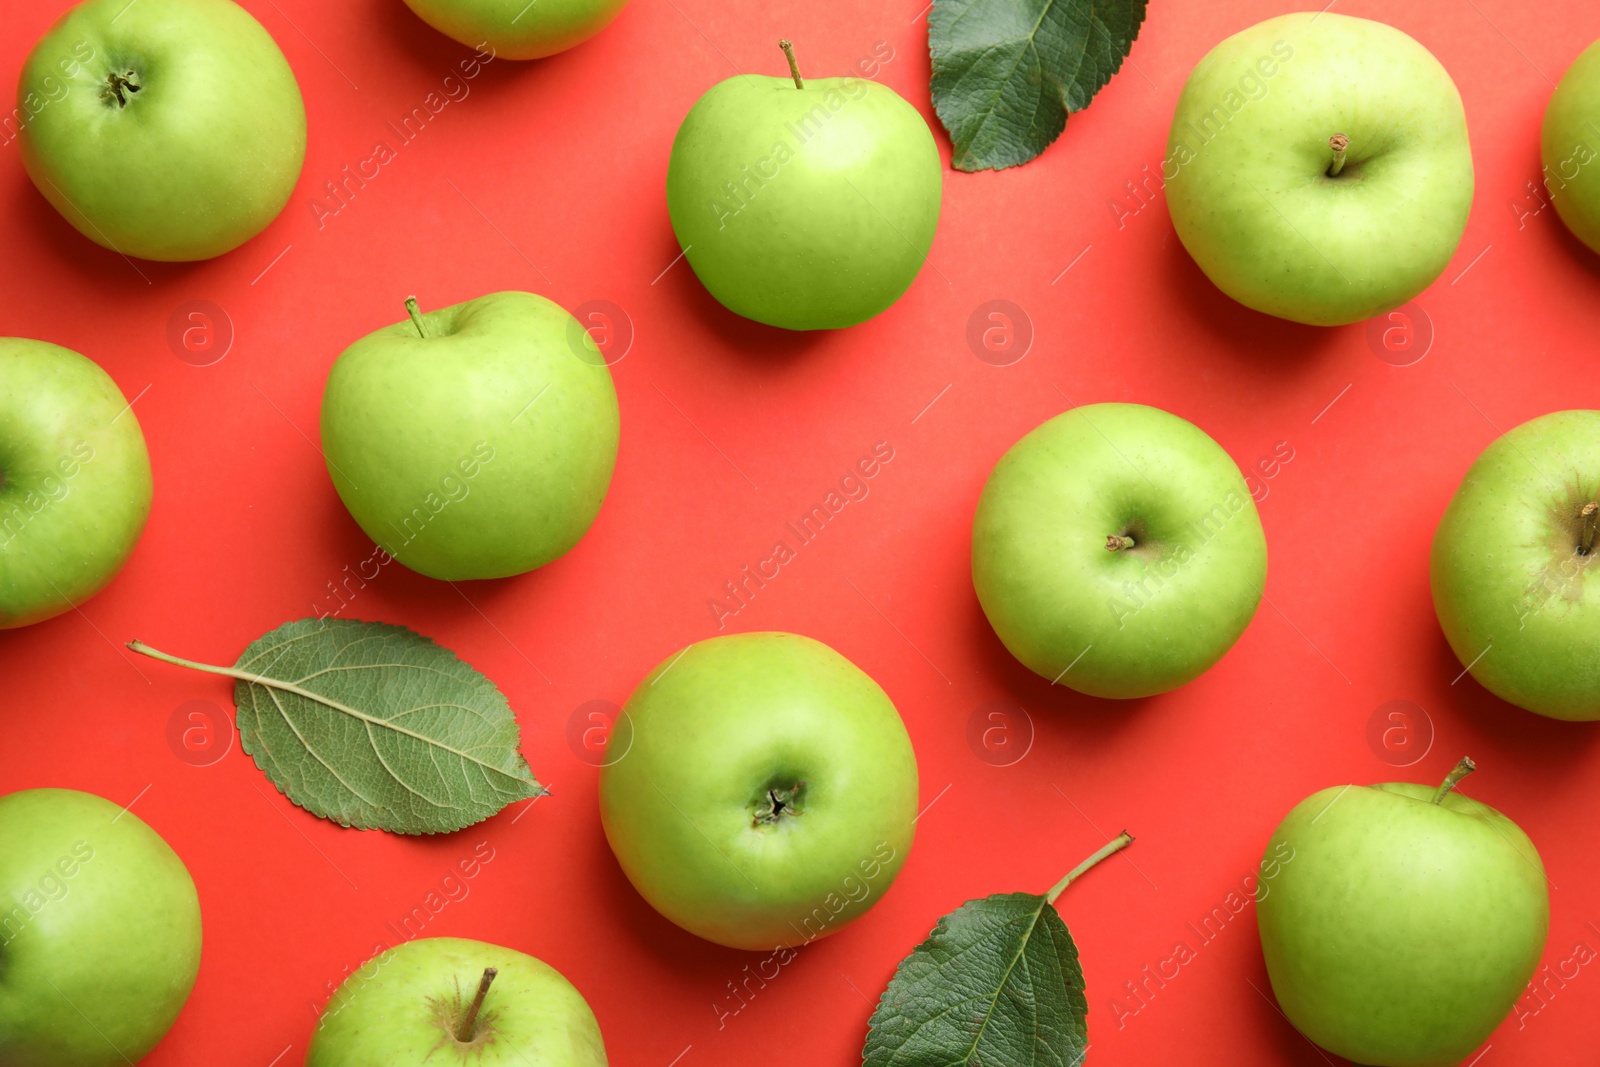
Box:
131;619;543;834
862;832;1132;1066
929;0;1148;172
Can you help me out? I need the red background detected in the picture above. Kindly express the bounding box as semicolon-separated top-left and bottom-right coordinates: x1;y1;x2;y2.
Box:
2;0;1598;1063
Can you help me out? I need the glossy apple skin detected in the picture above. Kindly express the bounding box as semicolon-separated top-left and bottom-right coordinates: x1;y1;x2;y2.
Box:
307;937;606;1066
320;291;619;581
400;0;629;59
0;788;202;1067
1167;12;1472;325
667;74;942;330
599;633;918;950
972;403;1266;698
1431;410;1600;720
1258;780;1548;1066
18;0;306;262
1542;40;1600;252
0;338;152;629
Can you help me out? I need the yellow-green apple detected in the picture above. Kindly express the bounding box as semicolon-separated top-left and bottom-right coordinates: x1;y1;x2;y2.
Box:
18;0;306;261
307;937;606;1065
399;0;630;59
1166;12;1472;325
666;42;942;330
1542;39;1600;252
1258;759;1548;1066
599;632;918;950
0;788;202;1067
1;338;152;629
972;403;1266;698
1431;409;1600;719
320;292;620;581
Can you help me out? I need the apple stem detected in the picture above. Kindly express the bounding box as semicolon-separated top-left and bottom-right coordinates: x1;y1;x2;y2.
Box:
455;967;497;1042
1327;134;1349;177
1430;757;1476;805
1105;534;1135;552
1581;502;1598;556
100;69;141;108
779;39;805;89
405;296;428;339
1046;831;1133;905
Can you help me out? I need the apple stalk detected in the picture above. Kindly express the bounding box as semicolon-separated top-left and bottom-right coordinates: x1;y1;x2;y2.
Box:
778;39;804;89
1327;134;1349;177
404;296;429;339
1046;831;1134;905
455;967;497;1042
1430;757;1476;805
1580;501;1598;556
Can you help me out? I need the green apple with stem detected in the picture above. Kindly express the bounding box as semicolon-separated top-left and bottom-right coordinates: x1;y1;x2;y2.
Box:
1166;12;1472;326
599;632;919;950
320;291;619;581
307;937;606;1066
972;403;1266;699
1;338;152;629
399;0;630;59
1258;759;1548;1066
0;788;202;1067
18;0;306;262
666;40;942;330
1431;409;1600;719
1542;39;1600;253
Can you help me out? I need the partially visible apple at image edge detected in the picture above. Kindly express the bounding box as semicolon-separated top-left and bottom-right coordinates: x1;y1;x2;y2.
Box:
18;0;306;262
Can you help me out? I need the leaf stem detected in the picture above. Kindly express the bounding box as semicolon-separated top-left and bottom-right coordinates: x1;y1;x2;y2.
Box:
779;39;804;89
128;640;246;679
1046;831;1133;904
405;296;428;338
1431;757;1476;805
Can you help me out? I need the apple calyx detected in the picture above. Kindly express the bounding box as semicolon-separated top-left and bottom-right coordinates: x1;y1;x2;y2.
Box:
1580;501;1598;556
778;39;805;90
100;69;142;109
753;782;805;826
1430;757;1476;805
454;967;498;1043
1046;831;1134;905
1105;534;1135;552
1327;134;1349;177
404;296;429;339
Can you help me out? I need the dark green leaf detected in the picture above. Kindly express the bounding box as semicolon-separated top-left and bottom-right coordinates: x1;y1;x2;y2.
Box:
863;891;1088;1066
131;619;543;834
930;0;1148;172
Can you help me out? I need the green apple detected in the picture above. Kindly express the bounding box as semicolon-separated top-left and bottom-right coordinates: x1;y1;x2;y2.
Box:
972;403;1266;699
1;338;152;629
598;632;918;950
1542;39;1600;253
666;42;941;330
18;0;306;262
320;292;619;581
400;0;629;59
307;937;606;1066
1258;759;1548;1066
0;788;202;1067
1431;409;1600;720
1166;12;1472;326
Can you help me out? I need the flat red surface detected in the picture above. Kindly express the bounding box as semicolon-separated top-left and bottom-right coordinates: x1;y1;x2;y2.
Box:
3;0;1599;1063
